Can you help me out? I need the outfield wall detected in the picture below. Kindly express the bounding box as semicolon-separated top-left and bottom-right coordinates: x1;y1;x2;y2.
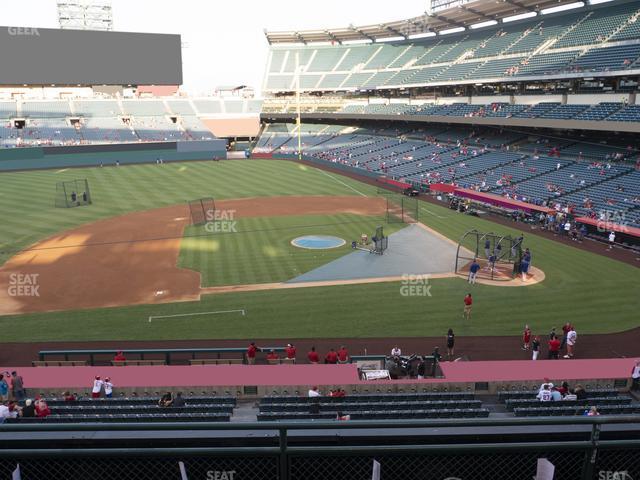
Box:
0;140;227;171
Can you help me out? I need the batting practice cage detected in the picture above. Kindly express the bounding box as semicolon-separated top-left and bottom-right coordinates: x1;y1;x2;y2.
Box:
379;190;419;224
455;229;524;281
188;197;215;225
55;179;92;208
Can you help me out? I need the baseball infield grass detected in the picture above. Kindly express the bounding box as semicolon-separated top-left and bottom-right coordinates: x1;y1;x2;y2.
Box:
0;159;638;342
179;214;403;286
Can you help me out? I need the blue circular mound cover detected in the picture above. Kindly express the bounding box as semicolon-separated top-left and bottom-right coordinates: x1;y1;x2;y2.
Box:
291;235;346;250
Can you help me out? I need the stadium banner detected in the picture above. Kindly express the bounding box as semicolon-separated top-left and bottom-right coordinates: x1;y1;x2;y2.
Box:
377;178;412;190
454;187;555;214
429;183;457;194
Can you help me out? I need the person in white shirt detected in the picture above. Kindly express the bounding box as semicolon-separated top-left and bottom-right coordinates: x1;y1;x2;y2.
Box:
538;378;554;392
308;386;321;398
91;376;103;399
537;385;552;402
391;346;402;357
564;329;577;358
103;377;114;398
608;231;616;250
631;360;640;391
0;402;18;420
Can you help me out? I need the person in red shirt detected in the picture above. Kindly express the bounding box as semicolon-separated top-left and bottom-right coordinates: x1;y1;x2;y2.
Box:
548;335;561;359
463;293;473;320
330;388;346;398
285;343;296;362
307;346;319;364
35;399;51;418
337;345;349;363
246;342;259;365
266;350;280;363
325;348;339;364
522;325;531;351
113;351;126;362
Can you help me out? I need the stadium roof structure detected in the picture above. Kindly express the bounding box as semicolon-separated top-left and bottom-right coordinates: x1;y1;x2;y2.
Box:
265;0;592;44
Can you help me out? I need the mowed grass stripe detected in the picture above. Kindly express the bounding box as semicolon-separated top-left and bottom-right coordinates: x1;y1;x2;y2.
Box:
0;160;637;342
0;160;371;264
179;214;401;286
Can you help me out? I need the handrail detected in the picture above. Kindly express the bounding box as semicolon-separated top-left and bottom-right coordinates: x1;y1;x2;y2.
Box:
2;415;639;432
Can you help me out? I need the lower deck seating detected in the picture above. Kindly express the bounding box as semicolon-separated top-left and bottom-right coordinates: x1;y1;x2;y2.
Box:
505;396;632;410
7;412;231;423
498;389;619;402
259;392;487;421
258;409;490;421
6;396;237;423
514;404;639;417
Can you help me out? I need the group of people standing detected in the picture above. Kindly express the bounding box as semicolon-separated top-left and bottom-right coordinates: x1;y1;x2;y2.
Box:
522;322;577;360
91;376;114;398
246;342;350;365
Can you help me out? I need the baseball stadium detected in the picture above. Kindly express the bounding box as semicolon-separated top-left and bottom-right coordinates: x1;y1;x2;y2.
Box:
1;0;640;479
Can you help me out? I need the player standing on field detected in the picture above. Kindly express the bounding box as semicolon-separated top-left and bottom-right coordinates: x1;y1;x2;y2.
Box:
463;293;473;320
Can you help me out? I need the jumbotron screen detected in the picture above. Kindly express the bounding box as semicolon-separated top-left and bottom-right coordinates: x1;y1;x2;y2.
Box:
0;26;182;85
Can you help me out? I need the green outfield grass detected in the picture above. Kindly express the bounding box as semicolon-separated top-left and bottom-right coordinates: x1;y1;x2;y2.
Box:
0;159;638;342
0;160;377;264
179;214;403;286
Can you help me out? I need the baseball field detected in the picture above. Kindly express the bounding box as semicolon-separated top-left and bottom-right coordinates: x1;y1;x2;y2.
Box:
0;159;638;346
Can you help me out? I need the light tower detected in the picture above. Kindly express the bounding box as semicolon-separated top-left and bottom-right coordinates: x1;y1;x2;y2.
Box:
57;1;114;31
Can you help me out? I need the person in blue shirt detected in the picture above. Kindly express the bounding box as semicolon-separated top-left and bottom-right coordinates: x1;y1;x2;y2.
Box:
488;254;497;274
468;258;481;284
484;239;491;259
0;374;8;402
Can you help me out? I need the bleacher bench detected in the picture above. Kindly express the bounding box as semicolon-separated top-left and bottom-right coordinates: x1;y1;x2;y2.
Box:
111;360;166;366
32;360;87;367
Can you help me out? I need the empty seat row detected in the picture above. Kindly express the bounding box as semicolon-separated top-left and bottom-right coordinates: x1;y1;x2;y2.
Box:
50;404;235;415
44;396;237;407
505;396;632;410
258;408;490;421
6;412;231;423
260;400;483;412
498;389;619;401
260;392;475;404
514;405;640;417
